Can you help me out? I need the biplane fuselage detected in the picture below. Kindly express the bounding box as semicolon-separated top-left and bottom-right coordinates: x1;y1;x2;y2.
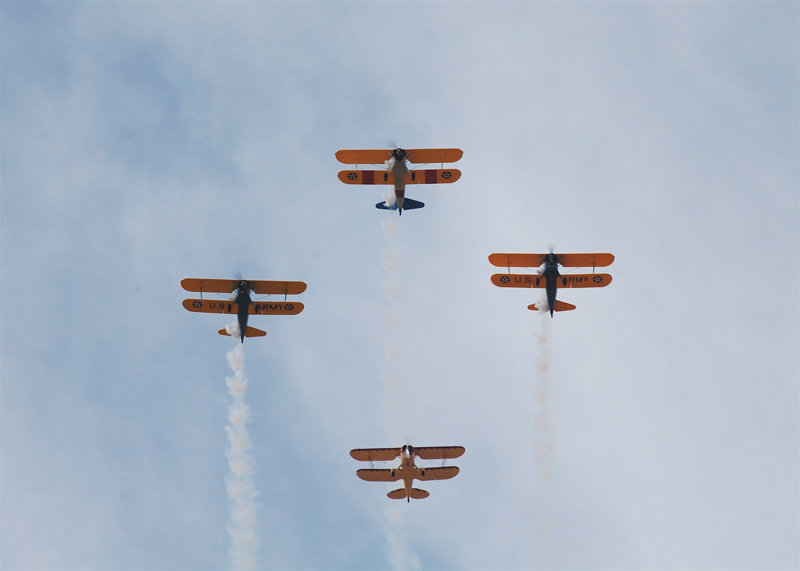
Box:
387;148;409;213
541;253;561;318
233;286;253;342
350;444;464;502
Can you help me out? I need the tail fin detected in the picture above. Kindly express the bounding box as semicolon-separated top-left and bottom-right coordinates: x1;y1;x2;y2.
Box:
528;300;576;312
387;488;429;500
218;326;267;338
376;198;424;211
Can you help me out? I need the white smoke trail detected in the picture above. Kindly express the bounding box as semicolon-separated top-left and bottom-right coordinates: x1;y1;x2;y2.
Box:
533;315;554;567
380;220;418;570
225;341;258;570
381;219;404;440
383;505;421;571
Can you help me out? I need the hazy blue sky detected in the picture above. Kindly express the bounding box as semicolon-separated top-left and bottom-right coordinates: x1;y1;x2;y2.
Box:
2;2;797;570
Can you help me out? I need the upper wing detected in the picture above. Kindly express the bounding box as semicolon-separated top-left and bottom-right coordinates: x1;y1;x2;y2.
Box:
356;469;400;482
417;466;460;481
557;253;615;268
350;448;401;462
488;253;615;268
183;299;237;314
405;148;463;164
491;274;546;288
250;280;307;295
414;446;465;460
335;149;393;165
181;278;240;293
338;169;461;185
558;273;613;288
488;254;547;268
335;148;463;165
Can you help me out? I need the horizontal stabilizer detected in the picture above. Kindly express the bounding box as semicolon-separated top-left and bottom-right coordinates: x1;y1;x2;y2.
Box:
376;198;424;211
529;300;576;312
387;488;429;500
218;326;266;338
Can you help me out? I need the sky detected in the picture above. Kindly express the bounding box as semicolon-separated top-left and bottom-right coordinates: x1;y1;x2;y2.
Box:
1;1;798;570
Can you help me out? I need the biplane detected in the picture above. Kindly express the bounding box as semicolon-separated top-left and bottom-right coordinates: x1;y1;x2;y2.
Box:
335;147;463;214
489;252;614;316
181;278;306;342
350;444;465;502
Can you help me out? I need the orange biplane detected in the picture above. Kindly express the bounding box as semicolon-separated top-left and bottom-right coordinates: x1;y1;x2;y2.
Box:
335;147;462;214
489;252;614;316
350;444;464;502
181;278;306;342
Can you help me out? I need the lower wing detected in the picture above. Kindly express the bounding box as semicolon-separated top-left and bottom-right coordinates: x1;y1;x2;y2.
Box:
417;466;460;481
558;274;613;288
183;299;237;314
337;169;461;185
356;469;400;482
490;274;612;288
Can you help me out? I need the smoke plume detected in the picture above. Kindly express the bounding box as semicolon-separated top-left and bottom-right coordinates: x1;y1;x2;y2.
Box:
533;314;554;567
225;342;258;570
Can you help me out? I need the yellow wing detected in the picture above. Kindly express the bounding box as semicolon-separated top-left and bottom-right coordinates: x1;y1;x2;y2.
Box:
335;149;393;164
335;148;463;165
405;148;463;164
488;253;614;268
250;280;307;295
557;273;613;288
350;448;401;462
338;169;461;185
417;466;460;481
252;301;304;315
183;299;237;314
356;469;400;482
414;446;465;460
181;278;306;295
490;274;546;288
181;278;240;293
491;274;612;288
557;253;615;268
